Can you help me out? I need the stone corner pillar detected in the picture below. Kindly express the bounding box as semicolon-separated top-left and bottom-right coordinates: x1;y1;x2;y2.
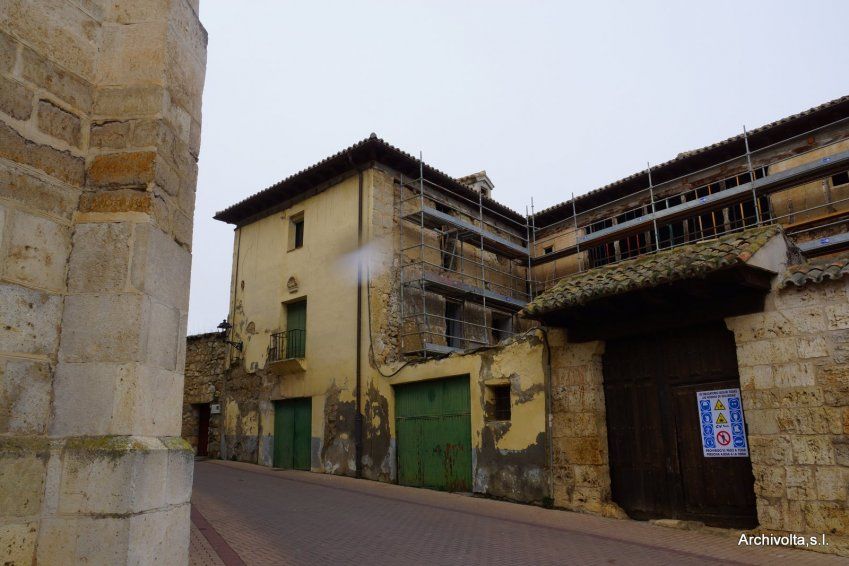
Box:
0;1;206;564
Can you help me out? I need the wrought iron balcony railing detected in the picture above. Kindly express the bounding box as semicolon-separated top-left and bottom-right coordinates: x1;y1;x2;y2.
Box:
268;329;306;362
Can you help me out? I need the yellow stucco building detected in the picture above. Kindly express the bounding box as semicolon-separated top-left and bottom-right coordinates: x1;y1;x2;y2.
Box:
214;136;549;501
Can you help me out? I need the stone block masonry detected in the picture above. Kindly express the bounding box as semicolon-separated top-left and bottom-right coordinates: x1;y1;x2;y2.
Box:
182;334;227;458
0;1;206;564
727;276;849;555
548;330;625;519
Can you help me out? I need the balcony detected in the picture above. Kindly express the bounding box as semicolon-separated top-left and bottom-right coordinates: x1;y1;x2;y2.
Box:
267;329;306;375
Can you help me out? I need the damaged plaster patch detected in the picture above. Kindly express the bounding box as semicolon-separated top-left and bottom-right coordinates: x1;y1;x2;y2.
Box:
321;380;356;476
475;429;547;504
362;382;392;481
513;380;543;404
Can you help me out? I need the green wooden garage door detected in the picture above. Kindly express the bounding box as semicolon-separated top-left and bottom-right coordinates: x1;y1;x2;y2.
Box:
273;398;311;470
395;376;472;491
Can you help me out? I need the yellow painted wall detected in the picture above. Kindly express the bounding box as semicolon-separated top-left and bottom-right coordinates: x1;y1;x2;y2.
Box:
222;166;548;499
227;174;361;470
361;168;548;500
768;138;849;228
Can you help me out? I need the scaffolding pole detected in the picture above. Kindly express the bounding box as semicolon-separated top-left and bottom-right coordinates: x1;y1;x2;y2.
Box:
419;152;427;359
743;125;762;226
647;163;661;251
570;193;581;272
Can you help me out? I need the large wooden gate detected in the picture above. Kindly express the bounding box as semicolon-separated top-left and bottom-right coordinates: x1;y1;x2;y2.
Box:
395;376;472;492
603;323;757;528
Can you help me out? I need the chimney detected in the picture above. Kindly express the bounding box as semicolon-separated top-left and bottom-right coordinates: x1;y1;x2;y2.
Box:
457;170;494;199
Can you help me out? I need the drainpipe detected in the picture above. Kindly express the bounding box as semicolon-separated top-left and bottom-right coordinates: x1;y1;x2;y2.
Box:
355;168;365;478
540;326;554;505
221;226;242;461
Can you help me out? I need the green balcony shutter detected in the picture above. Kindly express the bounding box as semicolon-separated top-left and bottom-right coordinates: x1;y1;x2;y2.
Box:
286;300;306;358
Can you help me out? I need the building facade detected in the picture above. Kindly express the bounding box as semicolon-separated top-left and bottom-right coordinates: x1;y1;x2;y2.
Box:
187;96;849;554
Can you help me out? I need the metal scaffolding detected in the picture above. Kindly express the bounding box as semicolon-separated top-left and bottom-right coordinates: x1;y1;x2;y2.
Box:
396;159;532;359
530;118;849;292
394;116;849;359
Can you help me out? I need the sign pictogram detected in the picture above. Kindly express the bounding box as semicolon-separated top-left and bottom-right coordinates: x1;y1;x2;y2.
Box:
696;388;749;458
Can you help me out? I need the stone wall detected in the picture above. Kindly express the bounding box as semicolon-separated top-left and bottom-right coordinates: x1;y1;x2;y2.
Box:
0;1;206;563
182;333;226;458
727;275;849;554
548;330;623;517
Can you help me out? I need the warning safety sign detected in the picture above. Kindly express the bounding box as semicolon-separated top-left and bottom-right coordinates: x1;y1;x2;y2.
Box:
696;388;748;458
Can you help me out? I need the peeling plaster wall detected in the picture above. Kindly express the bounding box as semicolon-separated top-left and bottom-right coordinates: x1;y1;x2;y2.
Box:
212;165;548;504
219;174;361;473
360;331;549;503
474;335;549;503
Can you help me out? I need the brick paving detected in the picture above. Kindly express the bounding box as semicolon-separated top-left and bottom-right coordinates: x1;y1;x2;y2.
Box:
191;461;844;565
189;523;225;566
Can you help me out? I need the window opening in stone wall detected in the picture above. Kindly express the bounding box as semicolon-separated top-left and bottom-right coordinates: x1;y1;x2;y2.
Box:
491;311;512;344
445;300;464;349
488;385;511;421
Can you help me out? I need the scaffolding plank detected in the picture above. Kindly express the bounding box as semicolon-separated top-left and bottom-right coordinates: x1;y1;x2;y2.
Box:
797;231;849;256
405;343;462;356
406;271;527;311
402;206;529;258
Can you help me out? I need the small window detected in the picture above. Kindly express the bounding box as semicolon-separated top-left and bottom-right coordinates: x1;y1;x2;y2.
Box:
832;171;849;187
543;245;553;255
293;218;304;248
445;300;464;349
491;312;512;344
488;385;511;421
288;212;305;251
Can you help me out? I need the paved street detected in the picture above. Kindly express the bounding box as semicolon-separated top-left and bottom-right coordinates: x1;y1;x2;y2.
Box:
190;461;842;565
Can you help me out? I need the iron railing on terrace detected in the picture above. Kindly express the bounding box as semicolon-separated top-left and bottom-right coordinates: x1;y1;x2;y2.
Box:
268;329;306;362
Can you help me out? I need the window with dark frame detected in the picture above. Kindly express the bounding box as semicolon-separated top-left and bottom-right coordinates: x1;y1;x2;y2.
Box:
445;300;464;349
832;171;849;187
490;385;511;421
491;312;512;344
293;217;305;249
543;245;553;255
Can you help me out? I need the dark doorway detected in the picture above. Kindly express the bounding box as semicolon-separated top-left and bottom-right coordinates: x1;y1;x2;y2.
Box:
603;322;757;528
196;403;211;457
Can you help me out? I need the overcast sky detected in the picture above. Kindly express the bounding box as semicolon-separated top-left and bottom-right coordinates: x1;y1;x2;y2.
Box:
188;0;849;334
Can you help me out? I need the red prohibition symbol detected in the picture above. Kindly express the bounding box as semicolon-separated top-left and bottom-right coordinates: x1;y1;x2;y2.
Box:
716;431;731;446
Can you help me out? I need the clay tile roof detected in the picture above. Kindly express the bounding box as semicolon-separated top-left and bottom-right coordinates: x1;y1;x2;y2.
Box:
781;256;849;288
214;135;523;226
522;225;782;318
